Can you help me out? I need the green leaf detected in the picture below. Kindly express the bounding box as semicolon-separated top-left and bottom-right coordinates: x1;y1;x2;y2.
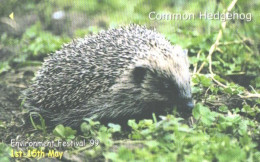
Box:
219;105;228;112
192;103;215;126
108;123;121;132
53;124;77;140
128;120;138;130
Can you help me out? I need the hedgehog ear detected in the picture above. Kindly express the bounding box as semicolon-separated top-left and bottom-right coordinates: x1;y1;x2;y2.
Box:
132;66;147;83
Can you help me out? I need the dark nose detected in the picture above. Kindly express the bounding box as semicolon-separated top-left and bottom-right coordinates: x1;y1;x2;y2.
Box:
186;100;194;109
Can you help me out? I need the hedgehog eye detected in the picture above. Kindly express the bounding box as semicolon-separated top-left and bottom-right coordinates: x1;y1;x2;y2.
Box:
160;80;178;94
163;82;170;89
132;67;147;83
160;80;174;92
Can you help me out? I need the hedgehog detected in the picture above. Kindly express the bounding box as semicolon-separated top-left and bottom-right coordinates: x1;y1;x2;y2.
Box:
23;25;194;127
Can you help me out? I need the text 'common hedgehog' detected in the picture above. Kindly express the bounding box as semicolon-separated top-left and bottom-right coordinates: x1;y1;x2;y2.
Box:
23;24;194;127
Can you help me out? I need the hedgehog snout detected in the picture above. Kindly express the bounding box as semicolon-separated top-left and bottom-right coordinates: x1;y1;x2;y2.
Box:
185;99;194;110
178;98;194;114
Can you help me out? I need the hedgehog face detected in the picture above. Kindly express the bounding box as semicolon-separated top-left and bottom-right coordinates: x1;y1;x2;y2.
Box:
132;46;194;115
132;66;193;114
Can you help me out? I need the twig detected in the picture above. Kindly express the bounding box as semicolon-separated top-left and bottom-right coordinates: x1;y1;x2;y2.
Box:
249;85;258;94
239;93;260;99
113;140;145;144
218;39;250;46
216;47;223;53
236;32;254;53
196;0;260;99
193;50;201;74
197;0;238;74
225;72;245;76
